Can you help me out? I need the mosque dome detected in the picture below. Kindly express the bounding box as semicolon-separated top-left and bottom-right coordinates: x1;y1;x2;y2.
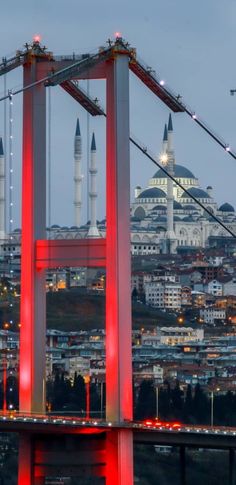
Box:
137;187;166;199
153;164;196;179
180;187;210;199
219;203;235;212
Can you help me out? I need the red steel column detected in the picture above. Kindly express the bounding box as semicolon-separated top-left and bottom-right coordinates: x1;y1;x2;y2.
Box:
19;57;47;413
106;430;133;485
106;51;133;484
18;434;33;485
3;358;7;412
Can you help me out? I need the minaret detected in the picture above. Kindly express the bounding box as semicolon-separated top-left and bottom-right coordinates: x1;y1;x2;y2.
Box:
162;123;168;154
165;114;177;253
74;118;82;227
0;138;6;240
159;124;168;166
88;133;99;237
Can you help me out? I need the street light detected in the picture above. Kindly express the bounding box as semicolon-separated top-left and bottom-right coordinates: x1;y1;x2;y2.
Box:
100;381;104;419
84;375;90;420
210;387;220;427
155;385;159;420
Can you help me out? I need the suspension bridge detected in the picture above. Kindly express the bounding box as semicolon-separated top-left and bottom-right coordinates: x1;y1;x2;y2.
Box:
0;35;236;484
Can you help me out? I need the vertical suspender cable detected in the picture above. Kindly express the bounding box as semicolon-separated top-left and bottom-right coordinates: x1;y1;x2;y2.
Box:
8;92;14;337
8;91;13;240
48;86;51;239
47;85;52;294
86;79;90;227
3;74;7;240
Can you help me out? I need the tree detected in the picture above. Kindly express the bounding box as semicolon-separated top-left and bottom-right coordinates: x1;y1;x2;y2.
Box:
51;371;70;411
159;380;171;420
132;287;138;301
71;373;86;412
135;380;156;420
193;383;209;424
171;380;184;420
183;384;193;423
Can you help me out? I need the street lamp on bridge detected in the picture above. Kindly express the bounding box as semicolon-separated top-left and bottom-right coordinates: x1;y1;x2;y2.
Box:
210;387;220;427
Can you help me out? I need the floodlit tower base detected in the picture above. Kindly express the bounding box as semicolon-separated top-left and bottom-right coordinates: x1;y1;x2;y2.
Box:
18;430;133;485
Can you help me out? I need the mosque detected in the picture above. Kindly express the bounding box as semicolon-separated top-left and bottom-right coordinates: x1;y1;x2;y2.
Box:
1;115;236;260
130;114;236;254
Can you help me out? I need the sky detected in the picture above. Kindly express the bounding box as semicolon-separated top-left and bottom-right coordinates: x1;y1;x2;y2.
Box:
0;0;236;228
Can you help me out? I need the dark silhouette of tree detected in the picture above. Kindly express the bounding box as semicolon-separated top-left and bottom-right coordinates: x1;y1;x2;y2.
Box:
171;380;184;420
193;383;209;424
51;371;70;411
183;384;193;423
71;373;86;412
132;287;138;301
159;380;171;420
90;382;100;417
135;380;156;419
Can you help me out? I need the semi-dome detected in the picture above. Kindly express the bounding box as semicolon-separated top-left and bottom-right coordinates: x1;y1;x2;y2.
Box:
152;205;167;211
137;187;166;199
174;200;182;209
180;187;211;199
219;203;235;212
153;164;196;179
155;215;167;222
184;204;197;210
183;216;194;222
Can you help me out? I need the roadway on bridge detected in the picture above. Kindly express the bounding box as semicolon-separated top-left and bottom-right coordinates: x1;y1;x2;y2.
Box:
0;413;236;448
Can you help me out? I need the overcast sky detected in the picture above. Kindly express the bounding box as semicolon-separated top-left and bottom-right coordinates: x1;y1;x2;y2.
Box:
0;0;236;228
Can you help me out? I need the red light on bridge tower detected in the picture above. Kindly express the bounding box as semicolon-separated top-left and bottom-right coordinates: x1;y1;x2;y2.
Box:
33;34;41;43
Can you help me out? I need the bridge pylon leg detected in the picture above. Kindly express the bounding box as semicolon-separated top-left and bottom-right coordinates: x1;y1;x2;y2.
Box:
229;449;235;485
19;57;47;414
18;434;33;485
180;445;186;485
106;430;133;485
105;51;133;483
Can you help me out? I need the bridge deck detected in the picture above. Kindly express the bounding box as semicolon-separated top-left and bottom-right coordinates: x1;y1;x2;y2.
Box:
0;414;236;449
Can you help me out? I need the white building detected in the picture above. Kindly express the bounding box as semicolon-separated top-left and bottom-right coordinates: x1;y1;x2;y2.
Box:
223;278;236;296
205;280;223;296
145;281;182;310
157;326;204;345
200;307;226;324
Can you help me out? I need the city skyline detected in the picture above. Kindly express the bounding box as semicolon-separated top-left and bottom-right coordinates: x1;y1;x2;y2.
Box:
0;1;236;229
